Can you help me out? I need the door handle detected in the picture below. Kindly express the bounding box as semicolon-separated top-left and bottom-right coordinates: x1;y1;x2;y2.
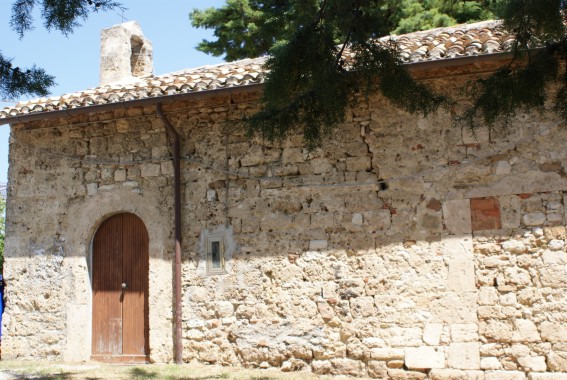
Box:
121;283;127;291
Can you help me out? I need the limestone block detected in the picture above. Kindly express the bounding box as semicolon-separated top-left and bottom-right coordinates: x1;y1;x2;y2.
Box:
495;161;512;175
363;209;392;230
523;212;546;226
447;255;476;292
547;351;567;371
500;195;522;229
539;267;567;288
529;374;567;380
317;301;335;320
63;303;89;361
370;348;405;360
350;296;375;318
424;323;443;345
517;356;546;371
346;156;371;172
367;360;388;379
479;287;499;306
309;240;328;250
541;322;567;342
451;324;478;343
405;347;445;369
216;301;234;318
448;342;480;370
311;360;332;374
499;293;517;306
443;200;472;234
330;358;365;376
485;371;526;380
86;182;98;195
352;213;363;225
114;169;126;182
161;161;174;176
140;163;160;177
501;240;526;254
387;369;427;379
481;357;502;370
549;239;566;251
260;213;293;231
543;250;567;265
430;369;485;380
282;147;304;163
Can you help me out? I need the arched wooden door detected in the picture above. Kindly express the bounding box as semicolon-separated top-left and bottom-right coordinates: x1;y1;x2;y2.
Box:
91;213;149;363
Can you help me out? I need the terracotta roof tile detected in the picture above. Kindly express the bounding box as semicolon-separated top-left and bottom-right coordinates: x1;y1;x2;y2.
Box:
0;20;511;120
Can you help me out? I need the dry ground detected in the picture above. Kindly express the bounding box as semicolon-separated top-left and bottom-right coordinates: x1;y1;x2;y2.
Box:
0;360;369;380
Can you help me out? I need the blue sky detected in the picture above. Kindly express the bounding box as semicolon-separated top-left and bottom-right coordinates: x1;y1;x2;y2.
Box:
0;0;227;184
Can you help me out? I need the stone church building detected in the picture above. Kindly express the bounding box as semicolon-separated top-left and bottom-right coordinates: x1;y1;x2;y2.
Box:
1;20;567;379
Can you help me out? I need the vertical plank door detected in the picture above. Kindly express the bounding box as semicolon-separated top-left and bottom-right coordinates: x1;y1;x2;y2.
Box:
91;213;149;362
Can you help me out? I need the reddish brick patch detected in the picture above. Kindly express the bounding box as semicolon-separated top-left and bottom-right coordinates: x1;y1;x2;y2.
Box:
470;197;502;231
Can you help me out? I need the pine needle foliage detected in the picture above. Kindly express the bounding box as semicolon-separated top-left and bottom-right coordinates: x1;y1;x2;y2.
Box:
195;0;567;148
457;0;567;132
5;0;124;100
238;0;450;149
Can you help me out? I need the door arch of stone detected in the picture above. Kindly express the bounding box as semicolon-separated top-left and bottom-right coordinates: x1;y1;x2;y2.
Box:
91;212;149;363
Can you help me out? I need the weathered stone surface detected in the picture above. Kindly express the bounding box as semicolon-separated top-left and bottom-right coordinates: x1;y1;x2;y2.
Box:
443;200;472;235
405;347;445;369
529;374;567;380
5;43;567;380
430;369;485;380
448;342;480;369
485;371;526;380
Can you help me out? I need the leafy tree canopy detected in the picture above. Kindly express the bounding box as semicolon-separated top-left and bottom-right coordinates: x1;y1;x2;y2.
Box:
191;0;567;148
2;0;123;100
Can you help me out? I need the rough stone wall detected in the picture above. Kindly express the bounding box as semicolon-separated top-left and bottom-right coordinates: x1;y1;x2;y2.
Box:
3;68;567;379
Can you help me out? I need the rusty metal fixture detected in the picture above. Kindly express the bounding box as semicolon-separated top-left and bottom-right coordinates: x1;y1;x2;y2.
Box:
156;103;183;364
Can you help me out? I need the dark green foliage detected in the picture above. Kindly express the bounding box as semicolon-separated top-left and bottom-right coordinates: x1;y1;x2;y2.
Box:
193;0;567;148
458;0;567;131
0;54;55;99
198;0;455;148
5;0;123;99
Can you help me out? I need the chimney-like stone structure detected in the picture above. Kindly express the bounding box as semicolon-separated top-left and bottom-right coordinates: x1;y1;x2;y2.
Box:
100;21;153;86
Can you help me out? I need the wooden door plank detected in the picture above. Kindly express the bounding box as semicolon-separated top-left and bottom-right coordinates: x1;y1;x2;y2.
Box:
92;214;123;356
121;213;149;356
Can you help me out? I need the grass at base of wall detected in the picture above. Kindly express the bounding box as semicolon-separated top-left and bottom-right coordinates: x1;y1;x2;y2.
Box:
0;360;367;380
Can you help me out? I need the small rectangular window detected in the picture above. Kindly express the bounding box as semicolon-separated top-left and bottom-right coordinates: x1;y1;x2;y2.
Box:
207;236;225;274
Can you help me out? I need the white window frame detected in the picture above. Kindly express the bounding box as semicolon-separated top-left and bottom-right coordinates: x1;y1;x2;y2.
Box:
206;232;226;275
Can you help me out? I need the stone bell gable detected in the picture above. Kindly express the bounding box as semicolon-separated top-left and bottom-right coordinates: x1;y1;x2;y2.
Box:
1;20;567;380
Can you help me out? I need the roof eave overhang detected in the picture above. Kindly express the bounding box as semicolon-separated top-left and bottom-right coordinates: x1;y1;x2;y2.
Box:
0;50;515;127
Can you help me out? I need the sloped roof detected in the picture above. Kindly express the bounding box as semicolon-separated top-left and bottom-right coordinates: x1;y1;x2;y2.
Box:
0;20;511;121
